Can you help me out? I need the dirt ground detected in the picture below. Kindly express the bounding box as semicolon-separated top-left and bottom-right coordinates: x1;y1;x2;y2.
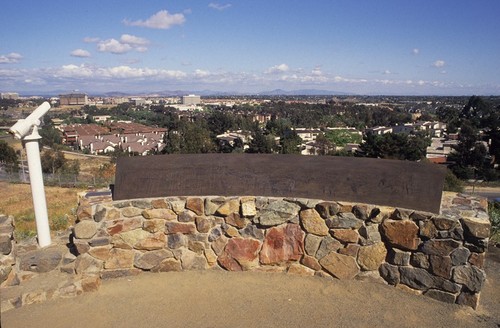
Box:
2;246;499;328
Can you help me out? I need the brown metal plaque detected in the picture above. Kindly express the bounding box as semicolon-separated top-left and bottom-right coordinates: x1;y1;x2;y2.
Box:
114;154;446;213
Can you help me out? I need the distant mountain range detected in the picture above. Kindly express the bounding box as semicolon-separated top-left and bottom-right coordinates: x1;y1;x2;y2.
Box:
18;88;352;97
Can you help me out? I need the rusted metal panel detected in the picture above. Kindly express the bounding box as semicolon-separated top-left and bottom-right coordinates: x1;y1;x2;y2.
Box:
114;154;446;213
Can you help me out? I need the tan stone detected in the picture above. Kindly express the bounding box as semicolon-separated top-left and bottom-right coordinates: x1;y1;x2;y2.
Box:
211;235;228;256
319;251;360;280
142;209;176;220
88;246;112;261
300;209;329;236
81;275;101;292
73;221;97;239
338;244;360;257
331;229;359;243
143;219;165;233
151;199;169;209
396;283;423;295
186;197;204;216
75;253;103;274
469;252;485;269
117;229;150;247
77;205;93;221
204;248;218;265
195;216;212;233
225;226;240;238
104;208;120;221
188;240;206;254
225;213;247;229
216;199;240;216
357;242;387;271
241;198;257;217
104;248;135;269
152;258;182;272
301;255;322;271
380;219;420;251
170;200;186;214
121;207;143;217
287;263;315;276
22;290;46;305
461;216;491;239
134;233;166;250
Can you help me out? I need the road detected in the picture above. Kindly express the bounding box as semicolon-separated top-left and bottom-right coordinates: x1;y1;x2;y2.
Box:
464;186;500;201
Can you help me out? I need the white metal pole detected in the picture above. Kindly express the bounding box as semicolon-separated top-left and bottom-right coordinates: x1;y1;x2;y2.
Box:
24;126;51;247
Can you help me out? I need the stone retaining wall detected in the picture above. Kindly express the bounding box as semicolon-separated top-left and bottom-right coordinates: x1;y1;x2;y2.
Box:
71;191;491;309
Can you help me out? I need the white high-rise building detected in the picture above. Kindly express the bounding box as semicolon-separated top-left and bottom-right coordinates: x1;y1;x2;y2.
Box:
182;94;201;105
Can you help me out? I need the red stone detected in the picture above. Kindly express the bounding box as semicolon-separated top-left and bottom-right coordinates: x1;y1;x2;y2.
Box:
260;223;305;265
165;222;196;234
218;238;261;271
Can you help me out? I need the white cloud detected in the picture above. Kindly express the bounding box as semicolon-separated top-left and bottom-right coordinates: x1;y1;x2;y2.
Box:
432;60;445;68
0;52;22;64
83;37;100;43
70;49;91;58
209;3;232;11
123;10;185;29
265;63;289;74
194;69;211;78
97;39;132;54
120;34;150;46
412;48;419;55
383;70;391;75
311;67;323;76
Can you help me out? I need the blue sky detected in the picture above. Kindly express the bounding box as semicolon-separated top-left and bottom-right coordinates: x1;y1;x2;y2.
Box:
1;0;499;95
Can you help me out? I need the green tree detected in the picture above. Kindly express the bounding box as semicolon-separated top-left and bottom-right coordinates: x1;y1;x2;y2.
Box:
0;141;18;173
357;133;430;161
247;130;276;153
207;111;234;135
39;125;62;148
279;128;302;154
162;121;215;154
41;149;66;174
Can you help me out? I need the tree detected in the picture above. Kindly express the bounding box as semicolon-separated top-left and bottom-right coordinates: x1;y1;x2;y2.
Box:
279;128;302;154
314;133;335;156
41;149;66;174
39;125;62;148
162;121;215;154
0;141;18;173
247;130;276;153
207;111;234;136
357;132;430;161
448;121;489;179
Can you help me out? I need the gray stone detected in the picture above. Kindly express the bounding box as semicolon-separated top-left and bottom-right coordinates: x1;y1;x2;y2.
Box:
429;255;452;279
379;263;400;285
433;276;461;293
387;248;411;266
433;216;460;231
74;253;103;274
254;200;301;227
19;247;63;273
315;236;342;260
390;208;412;220
0;234;12;255
315;202;341;219
399;267;435;290
456;291;480;309
419;220;438;239
304;233;322;256
180;249;207;270
208;227;223;242
326;212;363;229
93;205;107;222
134;249;173;270
131;200;152;209
89;237;111;247
239;224;264;240
421;239;461;256
100;268;141;280
73;221;97;239
452;265;485;292
352;205;368;221
424;289;456;304
121;207;143;217
358;224;381;245
178;210;195;223
410;253;430;269
151;258;182;272
167;233;187;249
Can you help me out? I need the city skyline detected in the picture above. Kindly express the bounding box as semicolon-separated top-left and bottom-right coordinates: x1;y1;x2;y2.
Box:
1;0;499;96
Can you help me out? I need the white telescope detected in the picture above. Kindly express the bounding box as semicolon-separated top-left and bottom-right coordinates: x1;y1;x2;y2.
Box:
9;101;52;247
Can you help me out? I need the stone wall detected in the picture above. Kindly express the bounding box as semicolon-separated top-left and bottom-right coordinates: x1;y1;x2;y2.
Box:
0;215;15;286
70;192;490;309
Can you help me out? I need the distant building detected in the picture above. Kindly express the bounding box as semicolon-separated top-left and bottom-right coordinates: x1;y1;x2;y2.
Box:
182;94;201;105
0;92;19;100
130;98;146;106
59;93;88;106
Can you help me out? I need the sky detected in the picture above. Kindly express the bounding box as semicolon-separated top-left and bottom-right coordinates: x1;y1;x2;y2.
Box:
1;0;499;96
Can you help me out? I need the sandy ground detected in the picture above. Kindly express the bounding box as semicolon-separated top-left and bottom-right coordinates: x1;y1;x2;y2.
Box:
2;247;499;328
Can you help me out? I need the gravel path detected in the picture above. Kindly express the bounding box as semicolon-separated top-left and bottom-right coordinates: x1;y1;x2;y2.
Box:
2;247;499;328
